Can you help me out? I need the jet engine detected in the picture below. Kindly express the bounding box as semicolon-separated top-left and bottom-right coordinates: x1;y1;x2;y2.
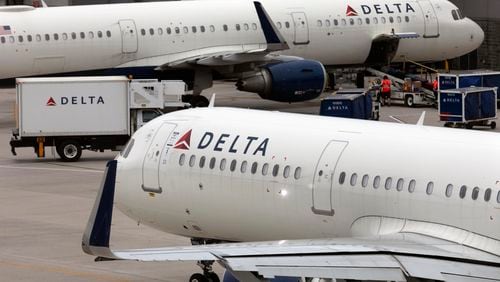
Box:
236;60;328;103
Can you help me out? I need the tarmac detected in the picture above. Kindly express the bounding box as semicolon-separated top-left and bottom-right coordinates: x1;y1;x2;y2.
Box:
0;82;498;282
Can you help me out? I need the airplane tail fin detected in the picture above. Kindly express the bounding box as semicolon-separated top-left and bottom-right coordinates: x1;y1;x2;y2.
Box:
253;1;289;51
82;160;118;260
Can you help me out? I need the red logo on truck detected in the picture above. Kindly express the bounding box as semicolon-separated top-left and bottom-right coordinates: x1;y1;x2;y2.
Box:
174;129;192;150
46;97;56;106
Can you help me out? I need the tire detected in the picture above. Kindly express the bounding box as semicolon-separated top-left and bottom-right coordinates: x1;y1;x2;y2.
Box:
57;140;82;162
189;273;208;282
465;123;473;129
491;121;496;129
189;95;210;108
405;95;414;107
207;273;220;282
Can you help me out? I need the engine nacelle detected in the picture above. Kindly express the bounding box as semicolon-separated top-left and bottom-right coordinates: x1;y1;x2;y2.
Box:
236;60;328;103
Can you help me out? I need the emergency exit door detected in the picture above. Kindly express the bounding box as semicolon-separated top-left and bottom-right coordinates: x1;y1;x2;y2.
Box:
418;1;439;38
312;140;348;216
118;19;138;53
291;12;310;45
142;123;177;193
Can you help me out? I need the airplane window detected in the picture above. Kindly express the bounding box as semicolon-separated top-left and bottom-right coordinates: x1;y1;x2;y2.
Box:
373;176;381;189
459;185;467;199
294;167;301;180
373;17;379;24
357;18;362;25
252;23;258;30
397;16;402;23
192;26;197;33
210;25;215;32
149;28;154;35
62;33;67;40
365;18;370;24
200;26;205;33
36;34;41;41
230;160;237;172
283;165;290;178
52;34;58;41
484;188;492;202
89;31;94;39
325;20;331;27
385;177;393;190
350;173;357;186
251;162;258;174
45;34;50;41
97;31;103;38
179;154;186;166
175;27;180;34
362;175;369;188
389;16;394;23
408;179;416;193
349;18;354;25
426;182;434;195
316;20;321;27
199;156;206;168
0;37;4;44
285;22;290;28
27;35;32;42
18;36;23;43
396;178;404;191
472;187;480;200
497;190;500;203
189;155;196;167
338;172;346;185
381;17;386;24
405;16;410;23
220;158;226;171
158;28;163;35
243;23;249;31
106;30;111;37
341;19;346;26
209;157;216;169
333;19;338;26
120;138;134;158
262;163;269;175
71;32;76;40
80;32;85;39
223;24;228;32
272;164;279;177
166;27;172;34
141;29;146;36
8;36;14;43
446;184;453;197
236;24;241;31
241;161;248;173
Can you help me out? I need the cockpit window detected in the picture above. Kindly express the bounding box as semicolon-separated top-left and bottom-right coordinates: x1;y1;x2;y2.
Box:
457;9;465;19
120;138;135;158
452;10;459;21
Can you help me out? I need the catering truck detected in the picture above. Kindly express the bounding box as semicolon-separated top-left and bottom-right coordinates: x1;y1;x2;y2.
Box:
10;76;189;161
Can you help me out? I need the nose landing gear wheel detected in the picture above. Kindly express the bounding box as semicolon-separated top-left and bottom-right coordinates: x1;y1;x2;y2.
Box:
189;272;219;282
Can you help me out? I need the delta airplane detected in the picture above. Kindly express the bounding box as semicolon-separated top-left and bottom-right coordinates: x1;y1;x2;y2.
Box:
83;105;500;282
0;0;484;105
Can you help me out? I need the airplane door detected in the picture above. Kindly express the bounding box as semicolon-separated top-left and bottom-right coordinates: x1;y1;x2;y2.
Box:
142;123;177;193
291;12;310;45
418;1;439;38
118;19;138;53
312;140;348;216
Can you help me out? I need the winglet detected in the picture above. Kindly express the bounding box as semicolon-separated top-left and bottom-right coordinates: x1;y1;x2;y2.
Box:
82;160;118;259
253;1;289;51
417;111;426;126
209;93;216;108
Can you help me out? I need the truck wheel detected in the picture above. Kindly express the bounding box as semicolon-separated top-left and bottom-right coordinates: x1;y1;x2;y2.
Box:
405;95;414;107
465;123;473;129
57;140;82;162
189;95;209;107
491;121;496;129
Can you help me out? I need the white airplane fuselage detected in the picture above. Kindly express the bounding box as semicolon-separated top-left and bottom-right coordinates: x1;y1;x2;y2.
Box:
0;0;484;80
115;108;500;257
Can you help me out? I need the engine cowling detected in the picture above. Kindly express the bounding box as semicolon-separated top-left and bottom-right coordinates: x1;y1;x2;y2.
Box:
236;60;328;103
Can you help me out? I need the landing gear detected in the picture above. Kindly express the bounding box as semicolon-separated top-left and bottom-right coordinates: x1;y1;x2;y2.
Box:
189;261;220;282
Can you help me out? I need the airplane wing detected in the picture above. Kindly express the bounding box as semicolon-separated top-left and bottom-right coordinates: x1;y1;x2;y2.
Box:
82;161;500;281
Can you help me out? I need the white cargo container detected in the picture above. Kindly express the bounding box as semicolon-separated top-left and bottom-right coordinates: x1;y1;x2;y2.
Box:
11;76;189;161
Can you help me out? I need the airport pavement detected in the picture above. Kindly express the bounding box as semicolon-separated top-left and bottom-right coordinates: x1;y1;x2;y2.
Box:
0;83;498;282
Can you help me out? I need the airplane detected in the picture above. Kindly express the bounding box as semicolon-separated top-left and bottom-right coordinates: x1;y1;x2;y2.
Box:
0;0;484;106
82;105;500;282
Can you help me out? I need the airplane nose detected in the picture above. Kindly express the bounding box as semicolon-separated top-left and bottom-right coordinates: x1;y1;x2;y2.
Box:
470;19;484;48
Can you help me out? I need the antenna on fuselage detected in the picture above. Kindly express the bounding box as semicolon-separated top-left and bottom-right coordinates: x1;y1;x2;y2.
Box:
208;94;216;108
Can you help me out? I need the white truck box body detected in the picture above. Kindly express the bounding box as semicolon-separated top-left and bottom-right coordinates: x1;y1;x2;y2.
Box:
17;76;130;137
